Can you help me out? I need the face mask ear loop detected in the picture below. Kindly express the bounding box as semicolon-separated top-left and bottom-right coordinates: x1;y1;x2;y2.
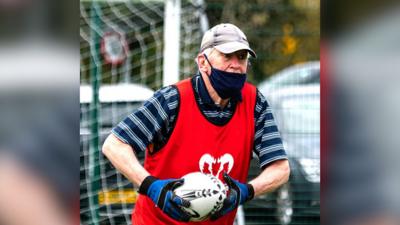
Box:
203;54;213;68
203;54;214;77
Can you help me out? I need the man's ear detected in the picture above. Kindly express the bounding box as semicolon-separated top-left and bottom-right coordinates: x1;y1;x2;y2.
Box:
197;54;209;73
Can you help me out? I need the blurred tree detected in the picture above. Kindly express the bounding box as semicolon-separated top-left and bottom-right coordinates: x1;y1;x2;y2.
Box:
205;0;320;84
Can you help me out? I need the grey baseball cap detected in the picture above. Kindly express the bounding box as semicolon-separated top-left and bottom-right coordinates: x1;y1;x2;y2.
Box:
200;23;256;58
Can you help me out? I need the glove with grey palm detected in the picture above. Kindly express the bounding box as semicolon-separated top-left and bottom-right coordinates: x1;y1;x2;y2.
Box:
210;172;254;221
138;176;192;222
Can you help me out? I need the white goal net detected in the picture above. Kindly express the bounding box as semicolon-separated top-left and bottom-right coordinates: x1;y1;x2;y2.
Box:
80;0;207;224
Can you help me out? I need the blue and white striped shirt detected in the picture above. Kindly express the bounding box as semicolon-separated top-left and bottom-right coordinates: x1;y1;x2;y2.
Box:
112;74;287;168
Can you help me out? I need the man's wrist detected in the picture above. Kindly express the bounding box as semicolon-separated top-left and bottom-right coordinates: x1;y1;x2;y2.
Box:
246;183;255;202
138;175;158;195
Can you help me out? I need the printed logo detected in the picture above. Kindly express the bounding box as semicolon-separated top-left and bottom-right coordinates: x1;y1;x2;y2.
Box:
199;153;234;178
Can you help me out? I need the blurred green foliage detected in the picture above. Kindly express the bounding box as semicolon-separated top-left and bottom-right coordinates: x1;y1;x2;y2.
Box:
206;0;320;84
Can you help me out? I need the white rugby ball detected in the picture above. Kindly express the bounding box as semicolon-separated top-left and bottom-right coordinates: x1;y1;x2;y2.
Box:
174;172;227;221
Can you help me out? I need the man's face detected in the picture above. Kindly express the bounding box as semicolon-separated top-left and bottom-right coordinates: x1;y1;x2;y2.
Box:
205;49;249;74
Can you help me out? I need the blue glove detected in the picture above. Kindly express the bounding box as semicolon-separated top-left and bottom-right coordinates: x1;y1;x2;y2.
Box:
210;172;254;221
138;176;192;222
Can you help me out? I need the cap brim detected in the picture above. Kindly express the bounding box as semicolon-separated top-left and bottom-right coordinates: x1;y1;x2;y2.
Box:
214;42;257;58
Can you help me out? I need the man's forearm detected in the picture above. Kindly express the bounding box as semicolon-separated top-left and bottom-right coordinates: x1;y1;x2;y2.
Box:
248;159;290;197
102;134;150;187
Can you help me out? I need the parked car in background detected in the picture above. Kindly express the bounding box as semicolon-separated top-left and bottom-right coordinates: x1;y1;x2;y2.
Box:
80;83;154;224
80;83;154;128
270;85;320;222
258;61;320;95
245;83;320;225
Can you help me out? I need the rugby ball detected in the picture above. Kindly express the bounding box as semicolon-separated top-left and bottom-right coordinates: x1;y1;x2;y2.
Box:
174;172;227;221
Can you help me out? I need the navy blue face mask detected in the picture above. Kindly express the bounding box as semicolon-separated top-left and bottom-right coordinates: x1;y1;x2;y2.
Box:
204;54;247;99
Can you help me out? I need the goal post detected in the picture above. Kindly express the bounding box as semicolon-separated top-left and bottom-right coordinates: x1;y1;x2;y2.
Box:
163;0;181;86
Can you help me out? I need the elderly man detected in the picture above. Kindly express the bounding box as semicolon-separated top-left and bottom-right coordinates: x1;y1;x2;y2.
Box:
102;23;290;225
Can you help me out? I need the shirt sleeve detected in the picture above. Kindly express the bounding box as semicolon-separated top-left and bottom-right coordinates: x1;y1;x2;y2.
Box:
254;89;287;168
111;85;179;153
